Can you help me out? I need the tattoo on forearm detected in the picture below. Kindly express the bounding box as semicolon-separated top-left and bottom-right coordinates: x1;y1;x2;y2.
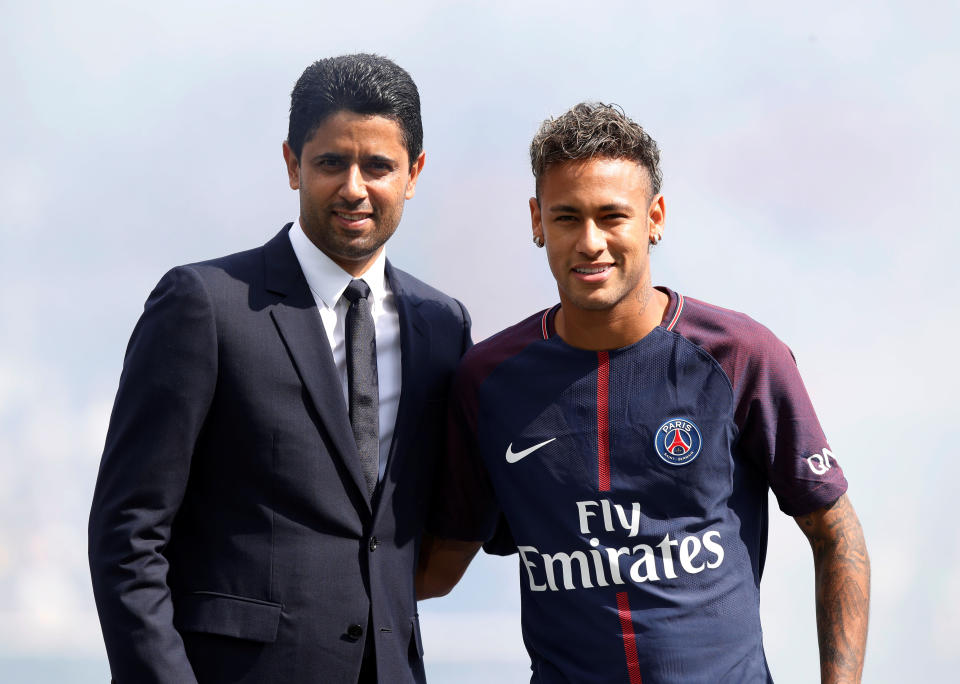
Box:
798;495;870;683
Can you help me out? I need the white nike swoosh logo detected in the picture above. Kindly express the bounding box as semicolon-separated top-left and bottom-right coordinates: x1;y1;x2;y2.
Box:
505;438;557;464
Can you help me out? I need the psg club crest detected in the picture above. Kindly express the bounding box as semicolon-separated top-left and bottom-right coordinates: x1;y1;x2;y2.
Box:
654;418;703;466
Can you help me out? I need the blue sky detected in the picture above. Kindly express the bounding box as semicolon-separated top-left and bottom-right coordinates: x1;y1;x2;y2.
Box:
1;1;958;681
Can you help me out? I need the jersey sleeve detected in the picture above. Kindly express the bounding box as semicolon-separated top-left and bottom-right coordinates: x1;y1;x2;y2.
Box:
734;332;848;516
670;292;849;517
427;359;501;542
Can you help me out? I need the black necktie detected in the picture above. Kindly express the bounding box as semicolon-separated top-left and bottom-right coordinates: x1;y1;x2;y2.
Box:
343;279;379;497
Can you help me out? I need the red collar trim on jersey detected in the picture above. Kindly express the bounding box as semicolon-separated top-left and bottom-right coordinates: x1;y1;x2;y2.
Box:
545;298;681;338
665;293;685;332
541;304;561;340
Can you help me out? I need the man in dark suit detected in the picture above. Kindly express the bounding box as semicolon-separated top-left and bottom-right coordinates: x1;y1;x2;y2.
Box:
88;54;472;684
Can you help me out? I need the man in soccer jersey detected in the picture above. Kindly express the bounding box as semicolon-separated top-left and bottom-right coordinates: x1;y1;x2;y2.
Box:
417;103;870;683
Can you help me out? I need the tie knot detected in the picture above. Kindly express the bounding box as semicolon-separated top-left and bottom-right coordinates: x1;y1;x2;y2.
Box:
343;279;372;304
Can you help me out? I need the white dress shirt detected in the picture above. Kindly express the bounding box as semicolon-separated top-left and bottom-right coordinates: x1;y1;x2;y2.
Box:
288;221;402;481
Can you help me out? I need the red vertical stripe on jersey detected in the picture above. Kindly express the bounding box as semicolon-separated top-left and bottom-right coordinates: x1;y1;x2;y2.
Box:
597;351;610;491
616;591;643;684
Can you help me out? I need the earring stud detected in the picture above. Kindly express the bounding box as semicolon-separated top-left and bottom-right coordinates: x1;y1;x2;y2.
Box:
533;236;544;248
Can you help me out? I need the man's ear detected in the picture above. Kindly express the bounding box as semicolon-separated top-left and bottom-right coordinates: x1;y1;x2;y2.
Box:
282;140;300;190
647;193;666;241
529;197;544;244
405;151;427;199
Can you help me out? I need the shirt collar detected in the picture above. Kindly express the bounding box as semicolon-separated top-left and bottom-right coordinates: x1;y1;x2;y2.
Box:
289;220;388;309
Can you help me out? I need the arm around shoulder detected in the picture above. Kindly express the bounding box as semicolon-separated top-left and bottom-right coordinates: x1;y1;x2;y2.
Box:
794;493;870;684
418;298;480;599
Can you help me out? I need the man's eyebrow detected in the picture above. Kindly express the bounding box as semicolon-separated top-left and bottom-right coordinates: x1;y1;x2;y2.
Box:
362;154;398;165
598;202;632;213
310;152;398;166
547;202;632;213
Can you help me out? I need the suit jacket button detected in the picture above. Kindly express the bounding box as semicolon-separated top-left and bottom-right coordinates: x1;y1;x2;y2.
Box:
347;624;364;640
369;536;379;552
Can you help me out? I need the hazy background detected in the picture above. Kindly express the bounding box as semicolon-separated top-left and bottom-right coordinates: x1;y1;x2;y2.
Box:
1;1;958;681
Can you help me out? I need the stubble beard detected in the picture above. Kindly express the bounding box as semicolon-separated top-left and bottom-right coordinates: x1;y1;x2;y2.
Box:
563;270;652;314
562;281;629;312
302;200;404;264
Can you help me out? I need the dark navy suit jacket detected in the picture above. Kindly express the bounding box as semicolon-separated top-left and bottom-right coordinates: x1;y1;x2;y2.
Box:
88;225;472;683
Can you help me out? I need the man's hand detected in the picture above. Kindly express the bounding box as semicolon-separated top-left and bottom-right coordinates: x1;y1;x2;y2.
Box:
795;493;870;683
416;535;482;600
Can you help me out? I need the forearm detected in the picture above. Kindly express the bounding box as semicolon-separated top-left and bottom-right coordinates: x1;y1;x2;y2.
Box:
798;494;870;683
89;499;199;683
416;535;481;599
89;459;200;683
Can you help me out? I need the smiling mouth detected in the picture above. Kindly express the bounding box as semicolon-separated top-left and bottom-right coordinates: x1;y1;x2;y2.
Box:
573;265;612;274
334;211;372;222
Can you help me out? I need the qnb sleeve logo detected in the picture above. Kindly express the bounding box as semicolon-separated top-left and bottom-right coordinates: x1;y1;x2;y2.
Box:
806;447;836;476
654;418;703;466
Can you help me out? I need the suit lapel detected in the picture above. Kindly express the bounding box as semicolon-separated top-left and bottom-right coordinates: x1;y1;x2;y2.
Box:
263;226;372;513
378;263;430;501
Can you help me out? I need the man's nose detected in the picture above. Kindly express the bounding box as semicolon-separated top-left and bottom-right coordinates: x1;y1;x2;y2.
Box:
577;220;606;255
339;164;367;202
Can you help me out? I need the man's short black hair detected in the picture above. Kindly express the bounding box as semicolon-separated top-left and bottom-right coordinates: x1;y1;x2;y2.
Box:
287;54;423;166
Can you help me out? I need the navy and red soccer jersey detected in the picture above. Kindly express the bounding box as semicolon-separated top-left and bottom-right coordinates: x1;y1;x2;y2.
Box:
430;288;847;683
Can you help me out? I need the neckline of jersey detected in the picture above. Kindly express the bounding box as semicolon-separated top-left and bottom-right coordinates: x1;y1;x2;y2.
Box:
541;286;684;352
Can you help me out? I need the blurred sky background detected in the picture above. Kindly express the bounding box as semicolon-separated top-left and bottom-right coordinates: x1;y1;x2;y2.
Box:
1;0;958;682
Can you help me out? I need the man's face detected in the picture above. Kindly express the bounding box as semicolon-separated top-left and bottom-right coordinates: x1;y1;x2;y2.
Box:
530;158;664;314
282;110;425;276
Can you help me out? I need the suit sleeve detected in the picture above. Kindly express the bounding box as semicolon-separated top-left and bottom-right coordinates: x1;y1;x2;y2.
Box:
455;297;473;355
88;266;217;684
